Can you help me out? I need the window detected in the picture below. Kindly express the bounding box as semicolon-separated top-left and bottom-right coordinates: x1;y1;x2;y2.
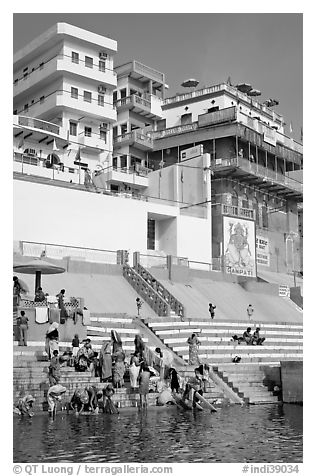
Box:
84;91;92;103
69;121;77;136
98;94;104;106
85;56;93;68
181;113;192;125
72;52;79;64
71;87;78;99
100;130;107;142
40;96;45;104
84;127;92;137
120;88;127;99
99;61;106;72
241;194;249;209
207;106;219;113
232;191;238;207
157;119;166;131
253;198;259;227
120;124;127;136
113;126;118;138
147;219;156;250
113;91;118;103
24;104;29;111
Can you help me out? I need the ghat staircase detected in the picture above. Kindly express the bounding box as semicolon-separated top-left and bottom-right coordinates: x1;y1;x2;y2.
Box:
144;317;303;404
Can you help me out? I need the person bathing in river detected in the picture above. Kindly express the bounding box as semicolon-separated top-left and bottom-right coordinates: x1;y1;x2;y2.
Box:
102;383;119;414
129;351;143;391
139;364;151;409
68;388;89;415
14;395;35;417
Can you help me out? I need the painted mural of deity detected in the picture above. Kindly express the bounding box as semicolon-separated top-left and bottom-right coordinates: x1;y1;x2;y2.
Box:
224;220;255;275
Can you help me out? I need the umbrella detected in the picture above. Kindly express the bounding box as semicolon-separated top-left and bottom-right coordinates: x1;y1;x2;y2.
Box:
247;89;261;97
181;78;199;89
236;83;253;93
13;258;65;292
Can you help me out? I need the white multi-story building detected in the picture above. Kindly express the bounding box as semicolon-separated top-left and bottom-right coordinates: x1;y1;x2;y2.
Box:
13;22;117;175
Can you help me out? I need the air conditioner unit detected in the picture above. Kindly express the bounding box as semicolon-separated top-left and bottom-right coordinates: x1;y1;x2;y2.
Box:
98;85;107;94
99;52;108;60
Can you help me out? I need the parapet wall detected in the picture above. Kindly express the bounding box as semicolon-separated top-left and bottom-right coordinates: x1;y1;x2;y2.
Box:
281;361;303;404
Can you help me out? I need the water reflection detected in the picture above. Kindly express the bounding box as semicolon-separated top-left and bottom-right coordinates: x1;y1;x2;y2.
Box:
14;404;302;463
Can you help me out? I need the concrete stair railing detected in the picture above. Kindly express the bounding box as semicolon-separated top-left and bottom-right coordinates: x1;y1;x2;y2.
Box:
135;264;185;320
123;264;171;316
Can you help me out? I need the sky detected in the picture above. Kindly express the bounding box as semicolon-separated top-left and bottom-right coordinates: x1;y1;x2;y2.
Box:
13;12;303;141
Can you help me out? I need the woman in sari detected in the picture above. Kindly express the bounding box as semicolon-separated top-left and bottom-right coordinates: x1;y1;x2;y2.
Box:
102;383;119;414
111;330;123;354
14;395;35;417
112;349;126;388
187;333;201;365
134;334;145;359
75;340;95;372
99;340;112;382
45;322;59;360
129;352;142;391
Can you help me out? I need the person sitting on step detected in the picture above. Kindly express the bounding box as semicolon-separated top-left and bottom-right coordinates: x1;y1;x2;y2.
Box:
252;327;265;346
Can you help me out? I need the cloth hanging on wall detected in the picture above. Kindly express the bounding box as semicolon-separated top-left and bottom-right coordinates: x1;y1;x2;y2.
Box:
35;307;49;324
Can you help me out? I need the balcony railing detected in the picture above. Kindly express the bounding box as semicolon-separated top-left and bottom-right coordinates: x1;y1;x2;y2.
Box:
15;115;60;135
115;94;151;110
212;156;303;194
114;130;153;148
198;106;237;128
151;122;198;139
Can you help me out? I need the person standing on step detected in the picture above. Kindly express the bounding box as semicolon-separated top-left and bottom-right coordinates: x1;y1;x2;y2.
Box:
17;310;28;346
134;334;145;359
48;350;61;386
45;322;59;359
187;333;201;365
247;304;254;321
56;289;68;322
99;340;112;383
136;297;143;316
208;303;216;320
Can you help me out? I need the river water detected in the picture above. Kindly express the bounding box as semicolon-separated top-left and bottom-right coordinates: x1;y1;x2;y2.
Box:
14;404;302;463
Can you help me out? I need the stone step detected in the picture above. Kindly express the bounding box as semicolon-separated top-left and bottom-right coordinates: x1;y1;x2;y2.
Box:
247;396;279;404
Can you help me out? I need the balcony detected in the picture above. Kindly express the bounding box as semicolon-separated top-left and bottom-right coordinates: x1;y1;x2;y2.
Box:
114;130;153;150
13;151;82;184
212;156;303;197
18;90;117;123
14;115;60;135
14;54;117;100
115;60;164;86
99;166;149;188
214;203;255;220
